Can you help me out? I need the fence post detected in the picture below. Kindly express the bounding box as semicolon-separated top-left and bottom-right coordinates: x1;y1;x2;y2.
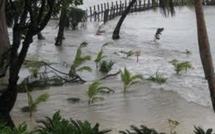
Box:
97;4;100;21
119;0;123;15
104;9;109;23
89;6;92;21
93;5;97;21
101;4;104;21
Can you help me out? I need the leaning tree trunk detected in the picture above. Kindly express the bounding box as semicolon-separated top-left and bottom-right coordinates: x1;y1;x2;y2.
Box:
37;32;45;40
55;8;67;46
112;0;136;40
0;0;10;77
194;0;215;111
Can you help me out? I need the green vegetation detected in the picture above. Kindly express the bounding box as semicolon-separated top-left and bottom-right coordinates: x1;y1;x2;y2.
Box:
87;81;114;104
0;123;30;134
194;127;214;134
119;50;135;58
24;59;45;78
68;7;86;30
69;42;92;76
21;86;49;117
0;114;213;134
170;59;192;75
168;119;180;134
36;111;111;134
120;68;143;93
147;72;167;84
119;125;163;134
94;49;106;68
99;60;114;74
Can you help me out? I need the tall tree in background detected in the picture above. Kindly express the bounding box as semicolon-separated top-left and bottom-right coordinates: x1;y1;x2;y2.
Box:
55;0;83;46
112;0;175;40
0;0;55;127
112;0;137;40
194;0;215;111
0;0;10;77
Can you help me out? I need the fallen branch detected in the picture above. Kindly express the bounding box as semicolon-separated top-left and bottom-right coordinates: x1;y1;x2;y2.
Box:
100;71;120;80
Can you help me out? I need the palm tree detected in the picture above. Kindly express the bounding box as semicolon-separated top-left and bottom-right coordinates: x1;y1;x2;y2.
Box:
112;0;137;40
194;0;215;111
112;0;175;40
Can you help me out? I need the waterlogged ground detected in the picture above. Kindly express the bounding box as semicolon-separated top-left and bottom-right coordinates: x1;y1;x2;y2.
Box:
10;7;215;133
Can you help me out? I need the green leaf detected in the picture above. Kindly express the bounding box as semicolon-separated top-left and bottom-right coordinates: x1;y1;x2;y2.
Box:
77;66;92;72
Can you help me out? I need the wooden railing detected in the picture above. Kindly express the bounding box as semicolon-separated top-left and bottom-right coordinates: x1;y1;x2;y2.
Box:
86;0;215;23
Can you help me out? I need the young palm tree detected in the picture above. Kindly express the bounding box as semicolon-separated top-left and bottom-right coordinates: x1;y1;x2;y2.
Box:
120;68;143;93
87;81;113;104
69;42;92;76
94;49;106;68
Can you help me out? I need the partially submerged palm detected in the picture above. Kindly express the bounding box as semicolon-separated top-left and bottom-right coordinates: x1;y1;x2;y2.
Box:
87;81;113;104
121;68;143;93
69;42;92;76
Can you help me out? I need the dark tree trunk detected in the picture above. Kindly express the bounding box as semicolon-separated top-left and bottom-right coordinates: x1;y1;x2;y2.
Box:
194;0;215;111
112;0;136;40
0;0;10;77
55;8;67;46
37;32;45;40
0;0;55;127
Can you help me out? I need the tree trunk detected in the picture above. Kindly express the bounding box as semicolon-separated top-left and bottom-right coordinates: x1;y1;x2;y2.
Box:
37;32;45;40
55;8;67;46
0;0;10;77
112;0;136;40
194;0;215;111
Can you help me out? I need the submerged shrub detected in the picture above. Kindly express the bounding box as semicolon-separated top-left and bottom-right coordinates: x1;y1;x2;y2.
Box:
0;123;30;134
87;81;114;104
168;119;180;134
21;86;49;117
120;68;143;93
99;60;114;74
119;125;164;134
119;50;134;58
170;59;192;75
147;72;167;84
94;49;106;68
194;127;214;134
36;111;111;134
24;60;45;78
68;7;86;30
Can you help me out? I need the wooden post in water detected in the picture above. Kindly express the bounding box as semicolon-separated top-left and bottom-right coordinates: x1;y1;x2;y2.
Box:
134;0;138;12
139;0;142;11
93;5;97;21
148;0;150;8
125;0;127;8
116;1;119;16
107;2;110;20
120;0;123;15
89;6;92;21
97;4;100;21
101;4;104;21
112;2;115;18
104;9;109;23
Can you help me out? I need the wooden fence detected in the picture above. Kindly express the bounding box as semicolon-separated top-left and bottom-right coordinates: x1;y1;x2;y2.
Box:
86;0;215;23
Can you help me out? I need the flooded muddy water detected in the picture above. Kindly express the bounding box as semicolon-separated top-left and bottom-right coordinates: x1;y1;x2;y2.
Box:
10;6;215;133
